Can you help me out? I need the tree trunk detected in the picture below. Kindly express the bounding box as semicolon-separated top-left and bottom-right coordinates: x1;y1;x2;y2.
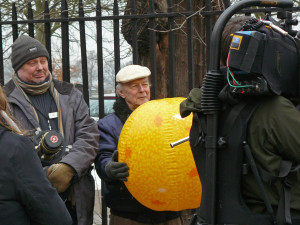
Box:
122;0;226;98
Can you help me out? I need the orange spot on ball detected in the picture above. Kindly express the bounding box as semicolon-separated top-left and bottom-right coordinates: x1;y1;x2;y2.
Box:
151;200;165;205
155;114;163;127
125;147;132;159
188;168;198;178
185;127;191;132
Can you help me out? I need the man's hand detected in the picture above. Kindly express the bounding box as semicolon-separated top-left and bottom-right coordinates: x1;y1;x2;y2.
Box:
105;150;129;181
46;163;75;193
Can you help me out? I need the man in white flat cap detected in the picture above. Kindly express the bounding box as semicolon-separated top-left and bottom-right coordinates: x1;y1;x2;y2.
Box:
95;65;183;225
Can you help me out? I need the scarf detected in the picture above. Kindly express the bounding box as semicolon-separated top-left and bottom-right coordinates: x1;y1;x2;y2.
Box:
12;72;64;137
113;96;133;124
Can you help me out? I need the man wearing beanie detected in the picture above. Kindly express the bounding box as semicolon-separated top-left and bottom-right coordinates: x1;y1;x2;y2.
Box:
3;35;99;225
95;65;183;225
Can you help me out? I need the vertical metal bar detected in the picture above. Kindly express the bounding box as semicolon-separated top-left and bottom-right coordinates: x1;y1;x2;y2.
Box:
12;3;18;41
96;1;107;224
204;1;214;223
113;0;120;80
44;0;52;73
96;0;105;119
100;181;107;225
79;0;89;105
205;0;212;68
167;0;175;97
0;10;3;85
28;2;34;37
131;0;138;64
61;0;70;82
187;0;194;90
149;0;157;98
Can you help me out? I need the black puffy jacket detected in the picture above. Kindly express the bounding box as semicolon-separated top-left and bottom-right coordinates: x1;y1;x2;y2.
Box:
0;125;72;225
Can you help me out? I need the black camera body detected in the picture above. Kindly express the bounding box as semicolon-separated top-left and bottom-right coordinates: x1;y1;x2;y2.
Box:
35;130;65;166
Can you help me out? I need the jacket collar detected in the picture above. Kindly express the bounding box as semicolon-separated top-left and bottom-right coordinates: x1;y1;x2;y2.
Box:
113;97;132;124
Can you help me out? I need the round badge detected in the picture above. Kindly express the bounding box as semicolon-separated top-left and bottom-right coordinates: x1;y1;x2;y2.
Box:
50;135;59;143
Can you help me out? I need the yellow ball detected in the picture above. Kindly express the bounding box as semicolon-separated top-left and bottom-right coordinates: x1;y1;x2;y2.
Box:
118;97;202;211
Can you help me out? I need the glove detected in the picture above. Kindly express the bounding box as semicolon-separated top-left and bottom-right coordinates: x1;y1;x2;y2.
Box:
180;88;202;118
105;150;129;181
46;163;75;193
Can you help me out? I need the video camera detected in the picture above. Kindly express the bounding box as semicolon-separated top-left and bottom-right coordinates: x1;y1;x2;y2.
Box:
226;15;300;98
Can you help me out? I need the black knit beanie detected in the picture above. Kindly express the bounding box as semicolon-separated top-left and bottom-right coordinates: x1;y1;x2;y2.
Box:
11;35;50;72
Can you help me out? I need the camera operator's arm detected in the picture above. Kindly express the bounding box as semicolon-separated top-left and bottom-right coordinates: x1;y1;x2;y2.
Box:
180;87;202;118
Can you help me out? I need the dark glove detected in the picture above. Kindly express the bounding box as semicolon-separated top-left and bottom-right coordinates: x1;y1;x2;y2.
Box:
105;150;129;181
180;88;202;118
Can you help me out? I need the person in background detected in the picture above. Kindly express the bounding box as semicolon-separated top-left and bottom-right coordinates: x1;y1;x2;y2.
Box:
95;64;184;225
3;35;99;225
0;85;72;225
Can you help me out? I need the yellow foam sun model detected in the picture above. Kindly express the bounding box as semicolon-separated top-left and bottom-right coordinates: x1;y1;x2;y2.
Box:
118;97;202;211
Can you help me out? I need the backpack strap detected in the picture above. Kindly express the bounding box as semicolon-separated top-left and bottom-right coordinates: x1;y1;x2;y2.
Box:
257;160;300;225
243;142;277;224
190;112;206;173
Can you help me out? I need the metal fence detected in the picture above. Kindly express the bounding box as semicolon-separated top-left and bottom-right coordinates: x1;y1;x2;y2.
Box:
2;1;300;116
0;0;233;118
2;0;300;224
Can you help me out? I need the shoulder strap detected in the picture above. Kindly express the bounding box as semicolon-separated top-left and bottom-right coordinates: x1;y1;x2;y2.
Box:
189;112;206;174
258;160;300;225
243;142;277;224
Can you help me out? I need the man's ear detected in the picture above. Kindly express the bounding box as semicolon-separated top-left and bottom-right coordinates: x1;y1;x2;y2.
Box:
117;88;125;99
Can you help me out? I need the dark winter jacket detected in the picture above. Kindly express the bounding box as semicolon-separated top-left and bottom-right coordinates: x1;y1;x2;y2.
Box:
0;125;72;225
3;79;99;225
243;96;300;215
95;97;180;224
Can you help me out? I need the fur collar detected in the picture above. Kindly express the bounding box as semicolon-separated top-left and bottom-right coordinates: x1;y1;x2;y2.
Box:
113;97;132;124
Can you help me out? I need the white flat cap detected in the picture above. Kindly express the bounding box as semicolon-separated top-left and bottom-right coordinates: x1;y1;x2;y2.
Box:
116;65;151;83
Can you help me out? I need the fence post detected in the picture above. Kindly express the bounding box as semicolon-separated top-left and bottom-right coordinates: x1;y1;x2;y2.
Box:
12;3;18;41
96;2;107;225
61;0;70;82
131;0;138;64
0;10;3;85
113;0;120;78
96;0;105;119
167;0;175;97
28;2;34;37
79;0;89;105
44;0;52;74
149;0;157;99
187;0;195;90
205;0;212;71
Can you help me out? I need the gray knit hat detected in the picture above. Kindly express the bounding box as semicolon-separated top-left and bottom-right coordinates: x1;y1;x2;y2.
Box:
11;35;50;71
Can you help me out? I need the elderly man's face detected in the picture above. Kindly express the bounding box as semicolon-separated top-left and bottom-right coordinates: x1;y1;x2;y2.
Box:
117;77;151;111
17;56;49;84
